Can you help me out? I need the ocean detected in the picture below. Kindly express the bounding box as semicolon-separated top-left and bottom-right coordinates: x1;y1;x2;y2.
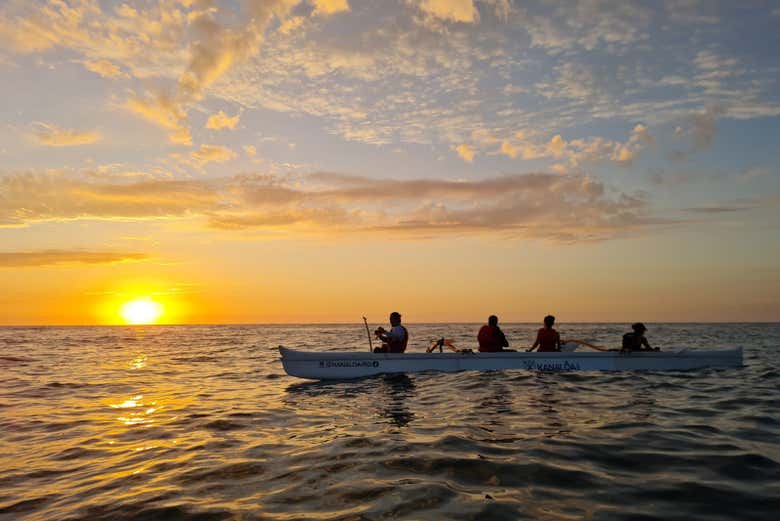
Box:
1;323;778;520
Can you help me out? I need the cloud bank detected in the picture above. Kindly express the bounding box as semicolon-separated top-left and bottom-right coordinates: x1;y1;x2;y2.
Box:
31;123;102;147
1;169;662;242
0;250;149;268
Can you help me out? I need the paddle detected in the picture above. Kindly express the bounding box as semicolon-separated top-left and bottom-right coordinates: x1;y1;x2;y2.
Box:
362;316;373;352
561;339;616;352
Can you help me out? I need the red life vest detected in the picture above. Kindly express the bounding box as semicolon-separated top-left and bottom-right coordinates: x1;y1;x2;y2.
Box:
478;325;503;352
536;327;559;352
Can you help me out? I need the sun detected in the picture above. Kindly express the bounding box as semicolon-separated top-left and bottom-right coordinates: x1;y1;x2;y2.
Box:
120;297;164;325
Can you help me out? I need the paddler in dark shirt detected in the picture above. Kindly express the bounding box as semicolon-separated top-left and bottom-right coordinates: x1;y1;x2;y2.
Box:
477;315;510;352
621;322;658;352
374;312;408;353
528;315;561;352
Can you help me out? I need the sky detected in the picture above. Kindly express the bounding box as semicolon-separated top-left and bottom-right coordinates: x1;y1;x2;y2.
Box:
1;0;779;325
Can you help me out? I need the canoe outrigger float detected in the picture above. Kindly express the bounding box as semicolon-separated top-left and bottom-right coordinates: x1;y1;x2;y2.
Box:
279;346;743;380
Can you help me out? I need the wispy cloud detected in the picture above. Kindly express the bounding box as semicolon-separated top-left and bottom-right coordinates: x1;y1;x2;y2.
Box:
124;92;191;145
669;105;723;160
682;205;751;214
122;0;299;142
82;59;125;79
454;143;475;162
31;123;102;147
0;250;149;268
416;0;479;24
0;171;219;225
312;0;351;16
205;111;240;130
497;124;653;170
191;144;236;164
3;0;779;156
0;169;667;242
684;105;724;149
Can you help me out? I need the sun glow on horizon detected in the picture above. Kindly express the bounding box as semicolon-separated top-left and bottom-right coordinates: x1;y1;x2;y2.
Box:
119;297;164;325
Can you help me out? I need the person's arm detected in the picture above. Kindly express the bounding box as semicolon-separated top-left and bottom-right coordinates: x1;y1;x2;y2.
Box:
528;331;540;351
498;328;509;347
641;336;652;350
375;327;390;342
555;331;561;351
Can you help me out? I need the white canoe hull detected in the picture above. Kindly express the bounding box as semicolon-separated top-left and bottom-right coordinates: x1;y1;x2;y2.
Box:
279;346;743;380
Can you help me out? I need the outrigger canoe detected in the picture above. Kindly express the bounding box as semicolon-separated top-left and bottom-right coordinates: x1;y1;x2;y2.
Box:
279;346;743;380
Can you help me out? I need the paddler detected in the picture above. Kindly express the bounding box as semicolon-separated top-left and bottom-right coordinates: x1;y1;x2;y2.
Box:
528;315;561;352
373;312;408;353
621;323;658;352
477;315;510;352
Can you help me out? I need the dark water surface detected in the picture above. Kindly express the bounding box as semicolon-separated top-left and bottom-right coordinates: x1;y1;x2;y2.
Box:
1;324;779;521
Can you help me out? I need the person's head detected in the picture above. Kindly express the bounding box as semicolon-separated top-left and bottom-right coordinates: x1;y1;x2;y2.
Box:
488;315;498;326
632;322;647;334
543;315;555;328
389;311;402;326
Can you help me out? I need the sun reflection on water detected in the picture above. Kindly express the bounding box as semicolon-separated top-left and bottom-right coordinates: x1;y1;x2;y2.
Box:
129;354;147;370
109;395;161;426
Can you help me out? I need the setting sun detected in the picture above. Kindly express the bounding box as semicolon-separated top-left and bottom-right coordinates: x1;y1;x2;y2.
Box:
119;297;163;325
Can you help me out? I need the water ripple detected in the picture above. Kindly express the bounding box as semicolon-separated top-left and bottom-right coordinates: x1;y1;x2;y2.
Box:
0;323;778;521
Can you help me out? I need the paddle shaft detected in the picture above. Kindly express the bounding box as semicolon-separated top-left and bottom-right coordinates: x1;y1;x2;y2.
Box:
362;316;373;352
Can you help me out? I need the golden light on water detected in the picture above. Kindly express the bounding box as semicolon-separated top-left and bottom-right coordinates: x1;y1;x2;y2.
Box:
110;395;160;426
119;297;164;325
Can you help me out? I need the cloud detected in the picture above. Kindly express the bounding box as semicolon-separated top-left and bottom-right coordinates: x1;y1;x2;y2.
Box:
669;105;723;160
519;2;652;53
142;0;299;139
499;131;545;160
680;196;779;215
205;111;240;130
124;92;192;145
0;171;219;225
31;123;102;147
2;0;779;157
0;0;302;146
191;145;237;164
739;166;773;183
454;143;475;162
292;172;659;241
694;50;739;74
686;105;723;149
208;0;779;153
416;0;479;23
278;16;306;35
548;134;567;157
0;169;663;242
82;59;125;79
500;124;653;169
500;140;519;158
682;205;751;214
0;250;149;268
0;1;190;74
311;0;351;16
243;145;257;157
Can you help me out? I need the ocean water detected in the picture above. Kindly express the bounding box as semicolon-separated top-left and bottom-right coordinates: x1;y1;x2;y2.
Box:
1;323;778;521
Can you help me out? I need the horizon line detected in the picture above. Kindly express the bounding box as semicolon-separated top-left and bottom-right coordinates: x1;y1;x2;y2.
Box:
1;321;778;327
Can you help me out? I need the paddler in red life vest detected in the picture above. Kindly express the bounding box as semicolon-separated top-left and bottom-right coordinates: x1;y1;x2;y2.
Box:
528;315;561;352
477;315;510;352
373;312;408;353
